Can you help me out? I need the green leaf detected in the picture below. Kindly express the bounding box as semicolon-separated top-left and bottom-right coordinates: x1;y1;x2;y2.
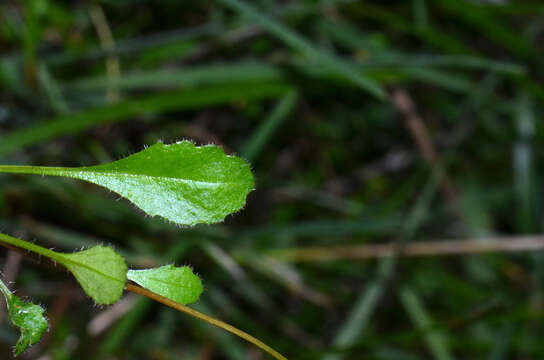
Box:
61;246;127;305
127;265;203;304
0;280;48;356
0;234;127;306
0;141;255;226
8;296;48;356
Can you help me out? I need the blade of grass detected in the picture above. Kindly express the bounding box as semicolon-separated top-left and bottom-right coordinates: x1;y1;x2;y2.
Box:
399;286;454;360
322;164;444;360
514;92;544;358
36;63;70;114
242;255;332;308
488;324;515;360
413;0;429;31
514;93;536;234
190;300;248;360
66;62;286;92
21;0;41;85
216;0;385;99
89;3;121;103
360;55;524;74
200;240;321;349
67;57;524;98
345;3;475;55
200;241;271;306
402;67;471;93
436;0;537;59
0;81;291;157
241;90;298;162
316;18;524;75
98;297;154;356
43;23;220;66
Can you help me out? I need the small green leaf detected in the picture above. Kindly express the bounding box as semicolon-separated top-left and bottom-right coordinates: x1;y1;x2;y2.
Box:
0;280;48;356
127;265;203;304
0;141;255;225
61;246;127;305
0;234;127;306
8;296;48;356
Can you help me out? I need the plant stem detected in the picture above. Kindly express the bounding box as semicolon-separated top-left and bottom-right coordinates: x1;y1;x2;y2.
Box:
126;283;288;360
0;165;75;177
0;232;64;263
0;232;287;359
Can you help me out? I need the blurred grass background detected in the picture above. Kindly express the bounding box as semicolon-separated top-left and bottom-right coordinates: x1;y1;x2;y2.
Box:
1;0;544;359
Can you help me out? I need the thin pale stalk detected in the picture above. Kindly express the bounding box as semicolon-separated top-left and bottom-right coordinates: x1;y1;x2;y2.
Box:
265;235;544;262
126;283;287;360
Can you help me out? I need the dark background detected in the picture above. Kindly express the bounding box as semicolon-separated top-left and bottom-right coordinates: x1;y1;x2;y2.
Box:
1;0;544;359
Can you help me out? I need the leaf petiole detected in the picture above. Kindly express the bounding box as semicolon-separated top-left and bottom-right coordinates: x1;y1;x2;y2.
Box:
126;283;288;360
0;232;64;263
0;232;127;305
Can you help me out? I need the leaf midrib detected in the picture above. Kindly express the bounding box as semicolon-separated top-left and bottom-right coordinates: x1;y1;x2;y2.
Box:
130;274;198;289
60;253;125;285
67;169;250;187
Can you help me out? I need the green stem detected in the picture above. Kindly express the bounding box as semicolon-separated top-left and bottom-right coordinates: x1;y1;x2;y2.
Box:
0;232;287;359
0;232;64;263
0;233;121;288
0;165;75;177
127;284;288;360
